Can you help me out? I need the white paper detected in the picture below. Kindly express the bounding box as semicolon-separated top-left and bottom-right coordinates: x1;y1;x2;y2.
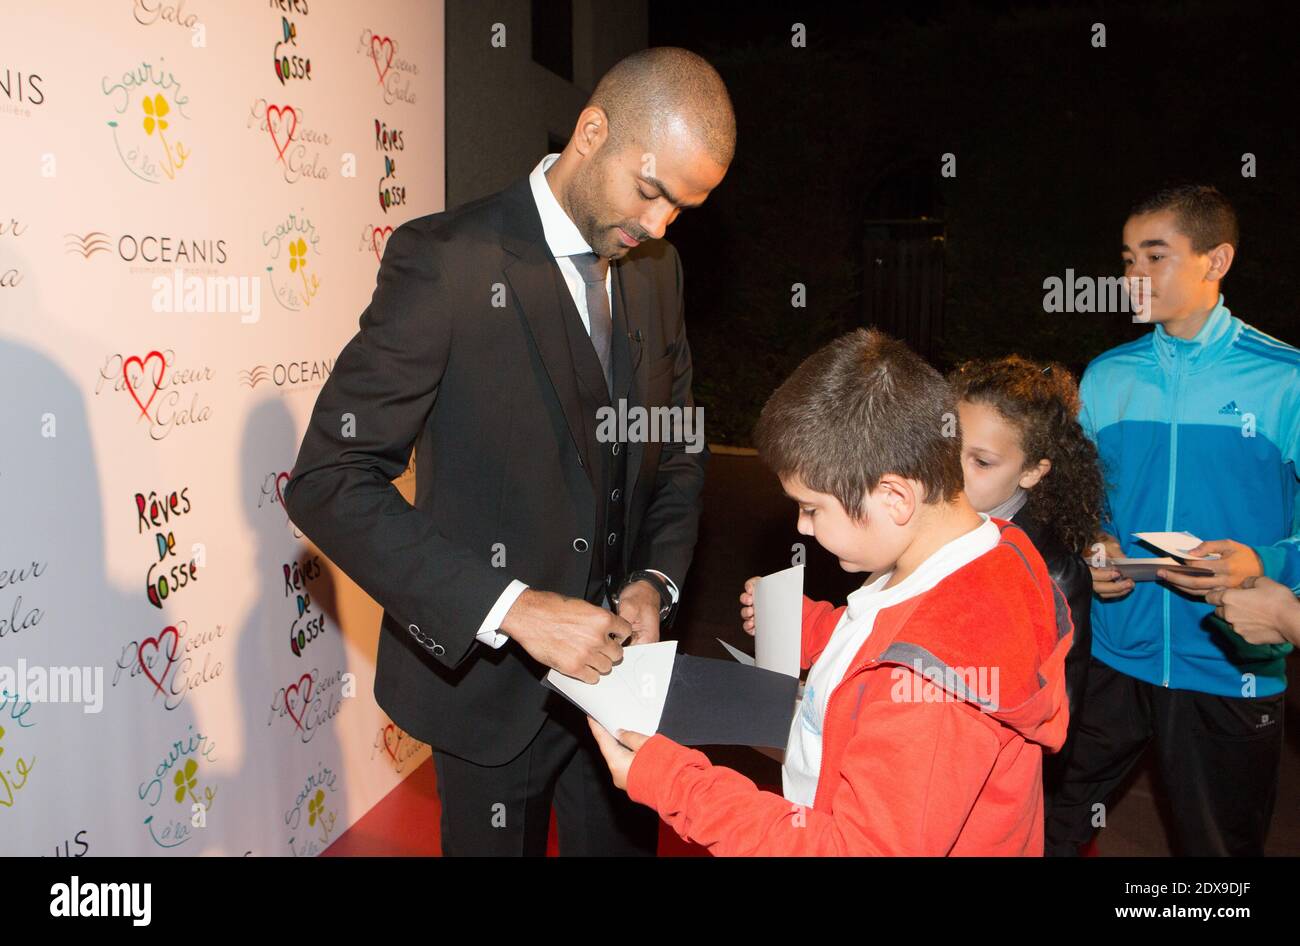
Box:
754;564;803;678
717;638;755;666
545;640;677;737
1133;531;1220;560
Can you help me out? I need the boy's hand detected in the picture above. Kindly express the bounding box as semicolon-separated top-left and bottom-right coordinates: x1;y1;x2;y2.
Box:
587;717;650;791
1089;532;1134;599
1157;539;1263;596
739;575;760;635
615;579;662;645
1206;577;1300;646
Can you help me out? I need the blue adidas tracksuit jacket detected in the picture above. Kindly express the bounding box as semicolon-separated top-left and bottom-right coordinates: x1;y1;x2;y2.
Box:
1079;295;1299;697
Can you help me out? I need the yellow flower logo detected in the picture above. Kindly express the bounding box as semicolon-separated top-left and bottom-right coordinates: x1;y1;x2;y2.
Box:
307;788;325;826
143;94;170;136
288;238;309;272
173;758;198;803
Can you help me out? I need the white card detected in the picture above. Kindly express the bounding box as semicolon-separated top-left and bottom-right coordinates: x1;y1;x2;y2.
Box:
1133;531;1220;560
717;638;755;666
753;564;803;678
545;640;677;737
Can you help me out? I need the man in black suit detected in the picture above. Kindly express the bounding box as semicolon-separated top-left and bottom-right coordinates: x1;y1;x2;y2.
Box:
283;47;734;855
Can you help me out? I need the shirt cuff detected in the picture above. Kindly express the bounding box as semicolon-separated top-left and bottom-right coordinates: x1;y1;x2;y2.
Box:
645;569;679;603
475;579;528;648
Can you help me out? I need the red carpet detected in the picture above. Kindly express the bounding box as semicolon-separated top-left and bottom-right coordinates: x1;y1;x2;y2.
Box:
322;756;711;856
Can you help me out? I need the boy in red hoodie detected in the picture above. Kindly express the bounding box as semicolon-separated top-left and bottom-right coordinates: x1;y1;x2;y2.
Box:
589;329;1073;855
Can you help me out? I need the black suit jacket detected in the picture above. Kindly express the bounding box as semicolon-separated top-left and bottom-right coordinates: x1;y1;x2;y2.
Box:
283;175;708;764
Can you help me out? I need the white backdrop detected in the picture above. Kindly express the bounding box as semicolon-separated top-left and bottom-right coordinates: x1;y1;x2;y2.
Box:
0;0;444;855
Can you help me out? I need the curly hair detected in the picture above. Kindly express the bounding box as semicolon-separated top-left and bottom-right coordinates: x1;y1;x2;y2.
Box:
949;356;1104;555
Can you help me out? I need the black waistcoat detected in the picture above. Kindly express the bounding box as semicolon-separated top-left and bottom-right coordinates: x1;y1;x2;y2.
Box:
550;260;633;604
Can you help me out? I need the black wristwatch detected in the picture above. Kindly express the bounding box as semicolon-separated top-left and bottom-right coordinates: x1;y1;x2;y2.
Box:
611;569;677;627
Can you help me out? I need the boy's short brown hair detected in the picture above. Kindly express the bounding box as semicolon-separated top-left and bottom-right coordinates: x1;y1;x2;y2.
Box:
754;328;964;519
1129;184;1239;254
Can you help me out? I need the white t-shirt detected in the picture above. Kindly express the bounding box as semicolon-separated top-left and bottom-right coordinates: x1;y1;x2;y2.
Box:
782;514;1001;807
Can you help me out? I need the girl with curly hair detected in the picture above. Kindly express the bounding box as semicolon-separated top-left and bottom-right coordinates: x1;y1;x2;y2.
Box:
948;355;1105;784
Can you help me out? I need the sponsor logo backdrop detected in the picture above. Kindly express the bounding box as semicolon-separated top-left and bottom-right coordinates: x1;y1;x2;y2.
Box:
0;0;444;855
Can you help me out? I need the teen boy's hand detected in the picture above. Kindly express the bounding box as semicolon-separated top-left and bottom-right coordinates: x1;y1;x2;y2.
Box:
1157;538;1263;596
1089;532;1134;599
587;717;649;791
1206;577;1300;646
739;575;760;635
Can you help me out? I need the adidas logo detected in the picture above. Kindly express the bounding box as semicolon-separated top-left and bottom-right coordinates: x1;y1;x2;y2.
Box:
1218;400;1242;415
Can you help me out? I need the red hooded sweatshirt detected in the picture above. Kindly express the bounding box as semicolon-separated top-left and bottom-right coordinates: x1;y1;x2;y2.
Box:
625;519;1073;856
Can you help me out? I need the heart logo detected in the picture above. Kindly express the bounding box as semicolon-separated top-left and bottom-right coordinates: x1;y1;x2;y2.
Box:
274;472;290;507
284;673;313;731
266;104;299;163
371;35;395;86
371;225;393;263
382;723;401;762
138;625;180;696
123;350;166;420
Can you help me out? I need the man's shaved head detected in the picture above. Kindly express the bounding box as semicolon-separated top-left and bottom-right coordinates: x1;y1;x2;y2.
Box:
547;47;733;259
588;47;736;169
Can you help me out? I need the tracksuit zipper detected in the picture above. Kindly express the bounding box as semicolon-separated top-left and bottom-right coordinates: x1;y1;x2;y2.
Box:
1163;346;1182;687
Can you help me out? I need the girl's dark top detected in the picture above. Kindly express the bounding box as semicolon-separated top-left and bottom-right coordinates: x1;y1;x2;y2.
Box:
1010;505;1092;770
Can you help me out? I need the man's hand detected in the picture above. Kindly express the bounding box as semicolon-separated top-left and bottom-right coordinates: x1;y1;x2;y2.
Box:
615;579;662;645
500;589;632;683
1157;539;1263;597
1206;576;1300;646
1088;532;1134;599
739;575;760;635
587;717;650;791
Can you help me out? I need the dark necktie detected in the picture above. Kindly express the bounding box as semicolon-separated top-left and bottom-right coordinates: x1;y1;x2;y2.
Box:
567;252;613;395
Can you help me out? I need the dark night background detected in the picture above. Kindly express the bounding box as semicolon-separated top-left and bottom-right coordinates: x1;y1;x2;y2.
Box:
630;1;1300;854
646;0;1299;444
322;1;1300;856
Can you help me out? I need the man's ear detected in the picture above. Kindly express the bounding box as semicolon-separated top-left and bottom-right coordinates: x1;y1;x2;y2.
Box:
1206;241;1235;282
572;106;610;160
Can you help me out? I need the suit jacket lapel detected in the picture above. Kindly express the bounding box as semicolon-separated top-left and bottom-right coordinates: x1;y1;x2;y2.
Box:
499;178;592;478
611;261;638;403
498;174;658;505
614;256;652;504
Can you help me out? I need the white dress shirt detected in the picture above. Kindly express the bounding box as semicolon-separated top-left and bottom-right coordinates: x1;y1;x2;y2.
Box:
781;514;1000;806
473;153;678;648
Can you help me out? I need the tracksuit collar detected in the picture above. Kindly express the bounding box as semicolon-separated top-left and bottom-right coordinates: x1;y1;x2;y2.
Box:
1152;294;1238;373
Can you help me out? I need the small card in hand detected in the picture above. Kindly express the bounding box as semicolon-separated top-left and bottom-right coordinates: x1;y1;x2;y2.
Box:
1110;557;1216;581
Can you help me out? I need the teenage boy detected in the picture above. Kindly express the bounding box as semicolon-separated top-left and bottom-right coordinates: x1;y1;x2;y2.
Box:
587;329;1072;855
1046;185;1300;856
